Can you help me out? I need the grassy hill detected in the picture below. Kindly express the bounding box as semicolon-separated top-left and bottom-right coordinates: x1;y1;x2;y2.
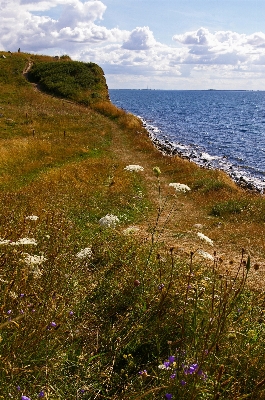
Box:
0;51;265;399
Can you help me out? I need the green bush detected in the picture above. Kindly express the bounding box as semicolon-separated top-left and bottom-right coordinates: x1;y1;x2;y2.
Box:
28;60;109;104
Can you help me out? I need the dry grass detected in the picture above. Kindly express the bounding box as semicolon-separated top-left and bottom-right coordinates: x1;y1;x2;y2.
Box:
1;51;265;399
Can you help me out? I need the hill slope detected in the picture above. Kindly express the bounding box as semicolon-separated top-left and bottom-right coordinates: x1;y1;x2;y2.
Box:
0;51;265;399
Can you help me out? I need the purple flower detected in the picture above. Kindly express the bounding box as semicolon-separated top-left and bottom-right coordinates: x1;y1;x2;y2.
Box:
185;363;198;375
38;390;45;398
17;386;21;391
21;396;31;400
7;310;12;315
50;321;57;328
170;373;176;379
158;283;165;290
163;361;170;369
165;394;173;399
138;370;148;377
168;355;176;364
20;293;25;298
180;379;186;386
69;311;74;316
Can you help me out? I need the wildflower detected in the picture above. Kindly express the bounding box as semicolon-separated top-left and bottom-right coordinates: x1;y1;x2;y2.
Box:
25;215;39;221
21;396;31;400
138;370;148;377
76;247;92;259
50;321;57;328
23;254;46;266
7;310;12;315
99;214;120;228
198;249;214;260
180;379;186;386
168;355;176;364
38;391;45;398
123;226;140;235
69;311;74;316
153;166;161;177
197;232;213;246
169;182;191;192
0;237;10;245
163;361;171;369
17;386;21;391
170;373;176;379
12;238;37;245
124;165;144;172
184;363;199;375
158;283;165;290
165;394;173;399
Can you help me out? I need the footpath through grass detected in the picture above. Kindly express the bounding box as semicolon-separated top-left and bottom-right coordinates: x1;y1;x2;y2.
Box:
0;51;265;399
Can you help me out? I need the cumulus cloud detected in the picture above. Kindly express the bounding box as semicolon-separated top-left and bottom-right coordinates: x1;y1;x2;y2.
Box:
122;26;157;50
0;0;124;51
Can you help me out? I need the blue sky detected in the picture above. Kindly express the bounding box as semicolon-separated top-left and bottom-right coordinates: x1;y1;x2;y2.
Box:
1;0;265;89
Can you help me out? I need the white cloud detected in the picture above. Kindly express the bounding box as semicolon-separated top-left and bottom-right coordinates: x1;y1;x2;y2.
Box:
1;1;265;89
122;26;157;50
0;0;121;51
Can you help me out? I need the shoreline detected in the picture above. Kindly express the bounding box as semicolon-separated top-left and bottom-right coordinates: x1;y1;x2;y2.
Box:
138;116;264;194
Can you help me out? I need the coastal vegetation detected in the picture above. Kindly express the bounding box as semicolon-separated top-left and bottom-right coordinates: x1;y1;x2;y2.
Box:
0;51;265;399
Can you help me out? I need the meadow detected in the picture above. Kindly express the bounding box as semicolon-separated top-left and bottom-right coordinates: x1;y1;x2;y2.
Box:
0;51;265;399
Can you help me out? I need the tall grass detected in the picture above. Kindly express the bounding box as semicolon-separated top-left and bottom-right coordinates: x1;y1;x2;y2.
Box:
0;51;265;399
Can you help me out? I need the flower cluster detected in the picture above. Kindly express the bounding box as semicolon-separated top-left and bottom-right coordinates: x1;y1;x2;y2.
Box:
123;226;140;235
124;164;144;172
197;249;214;260
99;214;120;228
23;253;46;266
183;362;207;380
197;232;214;246
25;215;39;221
0;237;37;246
76;247;93;259
169;183;191;192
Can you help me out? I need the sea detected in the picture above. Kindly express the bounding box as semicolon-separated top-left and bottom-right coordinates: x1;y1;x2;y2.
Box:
109;89;265;193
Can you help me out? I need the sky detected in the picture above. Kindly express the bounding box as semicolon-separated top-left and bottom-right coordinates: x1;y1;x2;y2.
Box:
1;0;265;89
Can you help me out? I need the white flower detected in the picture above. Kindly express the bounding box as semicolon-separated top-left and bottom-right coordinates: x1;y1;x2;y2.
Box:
123;226;140;235
25;215;39;221
76;247;93;259
124;165;144;172
198;250;214;261
0;237;10;245
169;182;191;192
23;253;46;266
11;238;37;246
23;253;46;278
99;214;120;228
197;232;213;246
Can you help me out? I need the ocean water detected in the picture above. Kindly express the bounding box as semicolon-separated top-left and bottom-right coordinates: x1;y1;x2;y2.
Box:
109;89;265;192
